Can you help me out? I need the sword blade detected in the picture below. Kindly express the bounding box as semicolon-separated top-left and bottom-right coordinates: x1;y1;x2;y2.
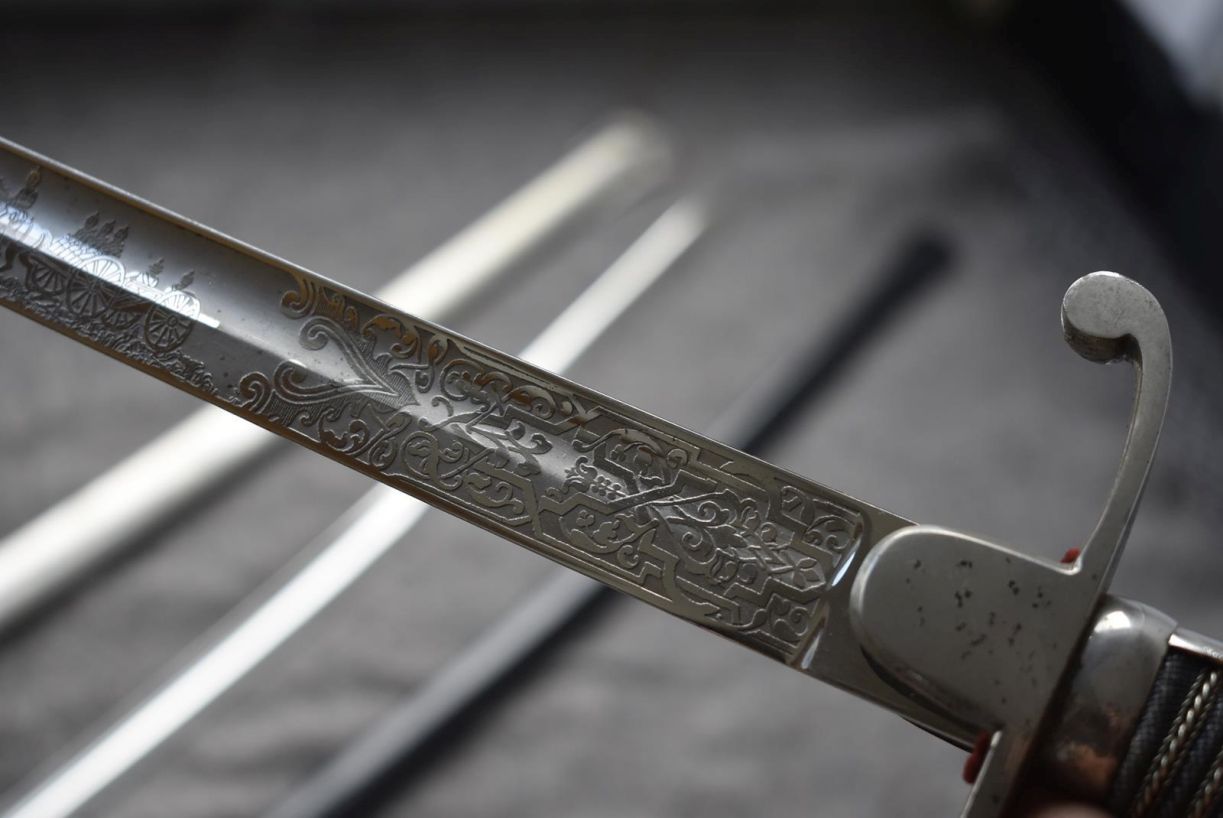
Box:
0;118;667;634
0;138;969;746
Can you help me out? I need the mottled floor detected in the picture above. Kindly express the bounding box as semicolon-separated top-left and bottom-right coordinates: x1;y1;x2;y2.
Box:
1;6;1222;818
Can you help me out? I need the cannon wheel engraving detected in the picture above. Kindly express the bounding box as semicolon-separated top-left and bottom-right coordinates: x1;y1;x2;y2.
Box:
143;290;196;352
24;255;69;296
63;257;123;318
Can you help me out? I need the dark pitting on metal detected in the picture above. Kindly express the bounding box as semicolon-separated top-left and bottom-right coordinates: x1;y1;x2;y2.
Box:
851;272;1173;816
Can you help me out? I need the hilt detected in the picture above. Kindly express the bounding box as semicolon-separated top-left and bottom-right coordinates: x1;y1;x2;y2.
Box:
850;272;1182;817
1039;599;1223;817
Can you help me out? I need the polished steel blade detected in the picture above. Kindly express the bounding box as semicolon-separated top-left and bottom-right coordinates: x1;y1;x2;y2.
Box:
0;138;971;746
0;118;668;635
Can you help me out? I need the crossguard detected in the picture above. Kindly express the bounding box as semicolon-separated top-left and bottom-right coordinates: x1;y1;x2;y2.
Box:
850;272;1172;817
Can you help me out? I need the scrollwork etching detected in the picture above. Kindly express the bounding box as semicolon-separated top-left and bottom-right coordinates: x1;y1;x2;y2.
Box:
0;159;867;662
232;274;866;660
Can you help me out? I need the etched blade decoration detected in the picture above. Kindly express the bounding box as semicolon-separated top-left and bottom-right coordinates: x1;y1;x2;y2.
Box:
0;138;971;747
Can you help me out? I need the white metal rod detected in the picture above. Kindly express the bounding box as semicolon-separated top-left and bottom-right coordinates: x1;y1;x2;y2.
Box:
0;118;669;633
1;200;707;818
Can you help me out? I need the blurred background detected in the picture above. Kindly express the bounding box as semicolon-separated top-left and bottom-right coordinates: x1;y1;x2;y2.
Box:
1;0;1223;816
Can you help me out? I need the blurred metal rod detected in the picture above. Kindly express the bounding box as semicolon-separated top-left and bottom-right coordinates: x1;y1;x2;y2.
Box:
0;118;669;634
266;232;953;818
0;199;708;818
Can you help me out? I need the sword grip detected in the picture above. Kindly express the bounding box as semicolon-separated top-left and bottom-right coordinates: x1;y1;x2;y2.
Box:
1035;598;1223;817
1105;636;1223;817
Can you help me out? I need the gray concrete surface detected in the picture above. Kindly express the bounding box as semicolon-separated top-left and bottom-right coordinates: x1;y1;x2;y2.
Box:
1;7;1222;817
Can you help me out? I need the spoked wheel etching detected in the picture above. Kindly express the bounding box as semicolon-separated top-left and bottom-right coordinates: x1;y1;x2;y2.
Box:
64;257;123;319
143;288;197;352
3;208;201;357
23;256;69;296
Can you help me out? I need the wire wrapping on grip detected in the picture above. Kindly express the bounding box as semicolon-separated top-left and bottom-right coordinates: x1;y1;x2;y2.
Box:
1109;649;1223;817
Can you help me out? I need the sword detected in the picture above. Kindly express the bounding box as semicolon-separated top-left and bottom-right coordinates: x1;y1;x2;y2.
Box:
0;137;1214;817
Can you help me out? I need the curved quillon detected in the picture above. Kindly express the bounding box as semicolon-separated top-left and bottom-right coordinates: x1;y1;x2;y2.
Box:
850;272;1172;817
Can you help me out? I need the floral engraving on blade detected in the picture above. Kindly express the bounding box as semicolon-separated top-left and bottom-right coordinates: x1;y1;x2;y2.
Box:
0;168;214;392
235;274;865;659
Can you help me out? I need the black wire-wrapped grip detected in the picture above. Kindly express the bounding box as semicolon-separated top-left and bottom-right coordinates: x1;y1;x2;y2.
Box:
1108;648;1223;818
